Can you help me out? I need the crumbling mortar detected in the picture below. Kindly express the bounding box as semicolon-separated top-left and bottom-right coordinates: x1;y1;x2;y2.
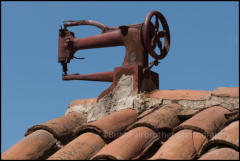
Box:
55;140;64;149
158;95;238;116
66;79;238;122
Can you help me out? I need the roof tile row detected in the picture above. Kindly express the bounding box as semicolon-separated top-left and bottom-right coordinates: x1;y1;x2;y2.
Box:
48;108;138;160
149;106;232;160
25;111;87;144
2;87;239;160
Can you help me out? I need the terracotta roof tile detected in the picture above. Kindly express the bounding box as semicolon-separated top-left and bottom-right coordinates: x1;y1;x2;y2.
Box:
146;90;211;101
91;126;159;160
48;109;137;160
224;109;239;124
173;106;231;138
198;147;239;160
212;87;239;98
150;129;208;160
74;108;138;140
69;98;97;107
2;130;58;160
25;111;86;144
47;132;105;160
126;104;182;134
200;120;239;154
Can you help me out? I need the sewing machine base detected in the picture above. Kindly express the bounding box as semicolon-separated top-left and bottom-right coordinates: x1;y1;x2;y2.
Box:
97;65;159;100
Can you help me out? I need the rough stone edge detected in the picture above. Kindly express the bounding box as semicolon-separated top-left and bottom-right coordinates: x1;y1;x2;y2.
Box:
65;86;239;123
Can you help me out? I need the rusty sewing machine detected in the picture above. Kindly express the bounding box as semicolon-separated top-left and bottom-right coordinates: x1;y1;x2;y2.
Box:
58;10;170;100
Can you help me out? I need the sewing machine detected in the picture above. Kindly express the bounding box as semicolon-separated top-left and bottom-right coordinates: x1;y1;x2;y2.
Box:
58;10;170;99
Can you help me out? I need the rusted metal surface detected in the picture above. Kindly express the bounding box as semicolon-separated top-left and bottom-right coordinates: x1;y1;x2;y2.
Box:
47;132;106;160
74;108;138;140
2;130;58;160
91;126;159;160
173;106;231;139
62;71;114;82
143;60;159;74
72;30;124;50
150;129;208;160
63;20;109;32
25;111;87;144
58;10;170;99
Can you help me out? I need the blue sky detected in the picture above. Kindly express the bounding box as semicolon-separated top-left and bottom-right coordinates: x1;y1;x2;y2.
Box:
1;1;239;153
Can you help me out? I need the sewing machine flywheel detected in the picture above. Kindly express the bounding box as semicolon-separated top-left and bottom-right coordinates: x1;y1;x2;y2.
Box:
142;10;170;60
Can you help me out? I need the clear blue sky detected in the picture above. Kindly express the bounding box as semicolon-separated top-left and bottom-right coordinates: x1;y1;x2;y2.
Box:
1;1;239;153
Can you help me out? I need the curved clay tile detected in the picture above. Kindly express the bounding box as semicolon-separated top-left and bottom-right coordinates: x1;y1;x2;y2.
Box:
25;112;87;144
200;121;239;154
91;126;159;160
173;106;231;138
74;108;138;140
150;129;208;160
212;87;239;98
47;132;106;160
198;147;239;160
145;90;211;101
2;130;58;160
224;110;239;125
69;98;97;107
126;104;182;134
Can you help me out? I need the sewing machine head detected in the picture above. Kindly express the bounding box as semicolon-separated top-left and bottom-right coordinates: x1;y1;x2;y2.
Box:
58;10;170;98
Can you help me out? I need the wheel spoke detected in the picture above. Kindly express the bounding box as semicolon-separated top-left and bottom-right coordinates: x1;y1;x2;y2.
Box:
151;35;157;49
157;31;166;38
155;16;159;32
157;39;163;53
